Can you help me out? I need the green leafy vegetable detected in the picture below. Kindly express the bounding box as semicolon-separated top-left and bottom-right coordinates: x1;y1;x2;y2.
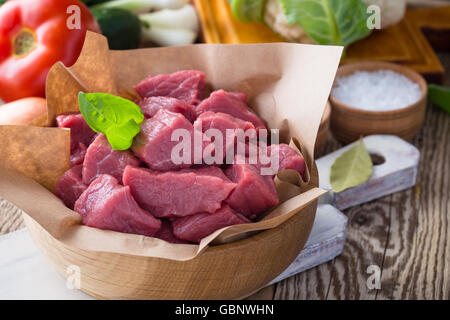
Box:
330;138;373;192
78;92;144;150
82;0;111;5
231;0;266;22
277;0;371;47
90;7;142;50
91;0;188;13
428;84;450;114
139;5;199;46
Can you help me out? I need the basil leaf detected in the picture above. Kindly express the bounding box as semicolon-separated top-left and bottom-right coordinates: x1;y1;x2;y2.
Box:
105;119;142;150
230;0;266;22
279;0;371;47
330;138;373;193
78;92;144;150
428;84;450;114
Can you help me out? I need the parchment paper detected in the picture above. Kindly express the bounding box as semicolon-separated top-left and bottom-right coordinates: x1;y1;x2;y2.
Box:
0;32;342;261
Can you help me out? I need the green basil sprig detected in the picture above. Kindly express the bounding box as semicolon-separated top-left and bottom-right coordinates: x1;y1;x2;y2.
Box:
78;92;144;150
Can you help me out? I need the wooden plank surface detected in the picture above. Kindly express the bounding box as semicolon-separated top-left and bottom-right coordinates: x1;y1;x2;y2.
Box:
1;53;449;300
274;52;450;300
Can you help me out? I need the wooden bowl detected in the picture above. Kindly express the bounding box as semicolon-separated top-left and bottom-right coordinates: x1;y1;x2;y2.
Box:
315;101;331;156
329;61;427;144
23;166;319;300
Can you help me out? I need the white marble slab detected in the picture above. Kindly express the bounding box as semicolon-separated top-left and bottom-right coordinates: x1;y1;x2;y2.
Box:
0;204;347;300
0;229;93;300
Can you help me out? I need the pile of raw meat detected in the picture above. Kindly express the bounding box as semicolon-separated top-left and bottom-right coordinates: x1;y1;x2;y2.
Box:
54;70;306;244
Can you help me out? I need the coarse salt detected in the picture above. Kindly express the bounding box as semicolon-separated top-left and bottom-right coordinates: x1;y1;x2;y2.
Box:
332;70;422;111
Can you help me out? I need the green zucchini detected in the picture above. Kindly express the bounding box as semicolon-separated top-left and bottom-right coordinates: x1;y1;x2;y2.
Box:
82;0;112;5
90;7;142;50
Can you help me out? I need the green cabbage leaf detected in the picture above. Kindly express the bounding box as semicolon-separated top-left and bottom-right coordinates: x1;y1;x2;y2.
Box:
230;0;372;47
278;0;371;46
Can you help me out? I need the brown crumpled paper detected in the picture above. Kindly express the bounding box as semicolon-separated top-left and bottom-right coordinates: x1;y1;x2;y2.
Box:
0;32;342;261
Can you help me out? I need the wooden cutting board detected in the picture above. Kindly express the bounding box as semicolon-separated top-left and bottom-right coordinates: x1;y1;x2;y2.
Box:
194;0;450;83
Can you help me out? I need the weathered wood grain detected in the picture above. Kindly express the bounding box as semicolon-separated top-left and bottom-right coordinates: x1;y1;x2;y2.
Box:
376;53;450;300
274;52;450;300
275;195;392;300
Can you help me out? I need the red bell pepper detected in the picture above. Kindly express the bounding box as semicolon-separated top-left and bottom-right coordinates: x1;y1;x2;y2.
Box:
0;0;100;102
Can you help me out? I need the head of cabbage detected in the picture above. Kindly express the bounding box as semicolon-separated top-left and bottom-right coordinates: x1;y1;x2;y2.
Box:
231;0;406;47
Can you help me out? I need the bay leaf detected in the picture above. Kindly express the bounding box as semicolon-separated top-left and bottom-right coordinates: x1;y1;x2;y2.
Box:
330;138;373;193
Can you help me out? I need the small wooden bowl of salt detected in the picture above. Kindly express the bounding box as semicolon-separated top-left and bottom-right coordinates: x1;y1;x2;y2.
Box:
329;61;427;144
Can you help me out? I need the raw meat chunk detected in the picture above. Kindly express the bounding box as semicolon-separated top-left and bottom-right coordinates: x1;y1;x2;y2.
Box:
70;142;87;167
154;220;189;244
195;90;267;130
131;109;208;171
268;144;306;178
246;143;307;178
172;205;250;243
180;165;230;180
74;175;161;237
229;92;248;103
82;134;140;184
54;165;88;209
135;70;206;105
57;113;97;168
137;96;196;122
56;113;96;151
123;166;236;218
194;111;256;163
225;156;279;219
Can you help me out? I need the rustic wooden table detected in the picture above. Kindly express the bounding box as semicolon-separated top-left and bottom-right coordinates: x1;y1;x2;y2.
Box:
1;53;449;300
